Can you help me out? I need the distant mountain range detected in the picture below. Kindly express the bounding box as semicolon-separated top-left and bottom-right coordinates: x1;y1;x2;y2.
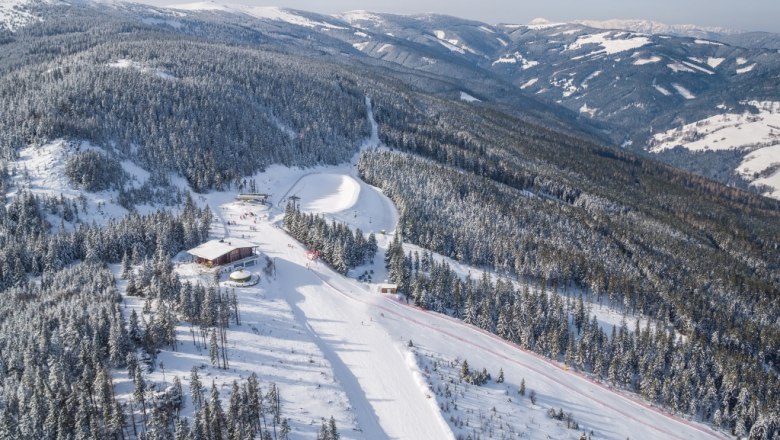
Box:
330;10;780;198
2;2;780;198
569;18;739;39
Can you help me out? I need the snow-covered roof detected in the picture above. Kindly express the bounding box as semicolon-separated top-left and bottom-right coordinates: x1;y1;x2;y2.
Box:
377;283;397;289
188;238;256;261
229;270;252;281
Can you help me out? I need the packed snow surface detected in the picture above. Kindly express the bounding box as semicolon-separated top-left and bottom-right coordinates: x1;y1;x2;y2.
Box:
520;77;539;89
459;91;481;102
287;174;360;215
682;60;714;74
672;83;696;99
707;57;725;68
654;84;672;96
352;41;369;51
667;61;696;73
736;63;756;74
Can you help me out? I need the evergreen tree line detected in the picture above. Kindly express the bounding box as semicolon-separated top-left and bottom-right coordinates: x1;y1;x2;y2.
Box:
0;191;212;290
0;192;209;439
123;252;239;371
361;149;780;434
0;183;341;439
359;149;780;360
116;171;189;211
65;149;127;192
0;263;132;439
283;202;378;274
127;363;295;440
385;237;780;438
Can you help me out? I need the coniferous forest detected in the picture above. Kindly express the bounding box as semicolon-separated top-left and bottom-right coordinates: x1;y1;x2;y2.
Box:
355;80;780;437
283;202;378;274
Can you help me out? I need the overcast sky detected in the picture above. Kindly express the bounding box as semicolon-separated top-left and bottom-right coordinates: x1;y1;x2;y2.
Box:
158;0;780;32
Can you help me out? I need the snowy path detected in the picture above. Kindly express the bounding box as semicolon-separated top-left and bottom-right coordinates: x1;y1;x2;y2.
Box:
256;224;453;440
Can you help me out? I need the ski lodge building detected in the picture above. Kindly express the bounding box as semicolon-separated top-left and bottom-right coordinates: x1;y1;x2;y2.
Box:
377;283;398;294
188;238;258;267
236;193;270;204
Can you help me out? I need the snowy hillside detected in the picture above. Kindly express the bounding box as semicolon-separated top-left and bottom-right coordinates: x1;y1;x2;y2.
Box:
79;91;725;436
286;8;780;194
153;1;780;185
9;140;132;228
7;138;188;229
651;101;780;198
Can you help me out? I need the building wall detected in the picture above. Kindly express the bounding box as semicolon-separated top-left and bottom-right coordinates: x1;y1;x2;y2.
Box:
195;247;254;267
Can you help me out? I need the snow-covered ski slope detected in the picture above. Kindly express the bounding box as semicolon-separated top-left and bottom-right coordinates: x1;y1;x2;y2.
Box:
186;155;725;439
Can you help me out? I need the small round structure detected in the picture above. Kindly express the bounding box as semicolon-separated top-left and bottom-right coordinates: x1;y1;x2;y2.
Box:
229;270;252;283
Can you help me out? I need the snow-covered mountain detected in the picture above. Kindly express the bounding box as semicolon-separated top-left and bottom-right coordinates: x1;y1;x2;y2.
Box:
303;10;780;198
2;3;780;439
